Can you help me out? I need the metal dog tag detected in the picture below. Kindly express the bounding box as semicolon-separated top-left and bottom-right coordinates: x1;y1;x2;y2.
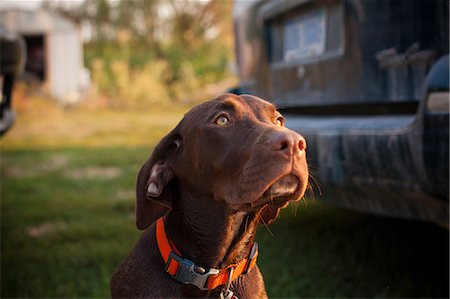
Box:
219;267;239;299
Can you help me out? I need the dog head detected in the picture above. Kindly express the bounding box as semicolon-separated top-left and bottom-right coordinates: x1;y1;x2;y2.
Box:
136;93;308;229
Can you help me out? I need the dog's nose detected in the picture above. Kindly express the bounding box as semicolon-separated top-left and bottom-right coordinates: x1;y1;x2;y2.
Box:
270;131;306;157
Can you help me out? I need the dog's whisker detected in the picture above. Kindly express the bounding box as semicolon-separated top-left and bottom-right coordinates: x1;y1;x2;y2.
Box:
245;213;249;231
268;193;274;205
306;161;319;169
302;196;308;206
306;183;315;201
293;201;298;217
259;214;274;237
305;182;313;199
309;173;322;196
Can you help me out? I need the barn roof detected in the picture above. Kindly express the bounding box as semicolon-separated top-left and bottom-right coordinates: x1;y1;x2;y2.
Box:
0;9;79;35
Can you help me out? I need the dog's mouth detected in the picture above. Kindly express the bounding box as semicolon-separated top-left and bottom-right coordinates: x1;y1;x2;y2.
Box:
230;174;300;212
262;174;299;200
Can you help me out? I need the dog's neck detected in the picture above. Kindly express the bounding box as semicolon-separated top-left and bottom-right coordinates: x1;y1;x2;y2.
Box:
164;184;260;269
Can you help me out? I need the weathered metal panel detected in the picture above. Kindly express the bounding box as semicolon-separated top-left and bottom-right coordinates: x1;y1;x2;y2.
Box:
232;0;449;226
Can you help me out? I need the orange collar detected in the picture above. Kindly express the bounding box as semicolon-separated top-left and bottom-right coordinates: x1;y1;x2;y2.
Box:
155;217;258;291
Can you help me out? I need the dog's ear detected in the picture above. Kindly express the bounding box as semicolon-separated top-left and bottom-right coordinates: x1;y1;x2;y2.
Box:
260;205;281;225
136;130;182;230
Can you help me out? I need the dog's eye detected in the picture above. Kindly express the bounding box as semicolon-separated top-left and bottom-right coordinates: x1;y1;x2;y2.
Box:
276;116;284;126
215;115;230;126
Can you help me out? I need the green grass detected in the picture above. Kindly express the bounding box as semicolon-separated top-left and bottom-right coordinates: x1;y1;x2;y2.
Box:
1;101;448;298
1;147;146;297
258;204;448;298
2;147;448;298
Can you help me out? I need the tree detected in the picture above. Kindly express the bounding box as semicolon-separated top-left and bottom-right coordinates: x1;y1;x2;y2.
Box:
41;0;235;105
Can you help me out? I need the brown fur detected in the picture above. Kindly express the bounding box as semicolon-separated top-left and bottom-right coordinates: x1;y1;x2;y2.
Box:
111;94;308;298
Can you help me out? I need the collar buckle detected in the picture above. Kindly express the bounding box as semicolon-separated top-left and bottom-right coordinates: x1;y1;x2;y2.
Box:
166;251;220;290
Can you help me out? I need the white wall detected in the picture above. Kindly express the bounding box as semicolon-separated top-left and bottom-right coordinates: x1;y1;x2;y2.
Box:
48;29;83;101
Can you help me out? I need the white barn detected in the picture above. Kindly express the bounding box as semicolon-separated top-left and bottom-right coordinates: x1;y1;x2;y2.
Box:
0;9;84;102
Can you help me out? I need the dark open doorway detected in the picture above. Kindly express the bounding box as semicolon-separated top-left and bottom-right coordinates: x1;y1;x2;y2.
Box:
23;35;46;82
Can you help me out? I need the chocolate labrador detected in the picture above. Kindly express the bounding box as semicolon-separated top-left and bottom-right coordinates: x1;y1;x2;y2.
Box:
111;93;308;298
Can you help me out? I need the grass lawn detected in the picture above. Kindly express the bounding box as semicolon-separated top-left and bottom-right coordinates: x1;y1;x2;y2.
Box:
1;99;448;298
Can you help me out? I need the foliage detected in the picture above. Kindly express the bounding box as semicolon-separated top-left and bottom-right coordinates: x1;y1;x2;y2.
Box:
44;0;235;107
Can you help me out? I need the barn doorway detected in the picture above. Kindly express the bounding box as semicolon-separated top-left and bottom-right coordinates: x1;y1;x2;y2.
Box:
23;35;46;82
